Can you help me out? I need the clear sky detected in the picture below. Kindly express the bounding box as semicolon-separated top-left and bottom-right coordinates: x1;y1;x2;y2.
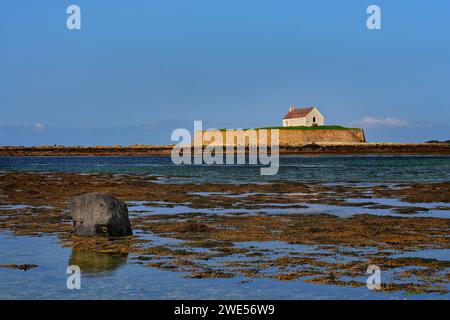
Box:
1;0;449;145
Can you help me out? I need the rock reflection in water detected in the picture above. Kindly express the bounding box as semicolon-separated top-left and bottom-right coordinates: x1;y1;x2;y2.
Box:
68;249;128;276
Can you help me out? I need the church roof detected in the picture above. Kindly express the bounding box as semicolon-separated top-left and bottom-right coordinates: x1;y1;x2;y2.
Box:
283;107;315;120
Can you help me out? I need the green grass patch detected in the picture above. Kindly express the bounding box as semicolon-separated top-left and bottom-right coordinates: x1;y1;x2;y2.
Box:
216;125;359;131
258;125;357;130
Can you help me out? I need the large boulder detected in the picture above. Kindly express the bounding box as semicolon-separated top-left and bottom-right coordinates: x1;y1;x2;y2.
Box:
68;193;132;237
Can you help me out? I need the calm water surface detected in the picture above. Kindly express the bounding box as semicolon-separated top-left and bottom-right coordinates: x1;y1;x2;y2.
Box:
1;155;450;184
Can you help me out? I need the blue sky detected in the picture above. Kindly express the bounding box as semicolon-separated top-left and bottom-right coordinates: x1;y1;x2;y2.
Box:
1;0;449;145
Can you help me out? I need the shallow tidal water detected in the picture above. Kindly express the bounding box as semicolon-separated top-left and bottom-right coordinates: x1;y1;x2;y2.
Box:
0;155;449;299
1;232;447;300
1;155;450;184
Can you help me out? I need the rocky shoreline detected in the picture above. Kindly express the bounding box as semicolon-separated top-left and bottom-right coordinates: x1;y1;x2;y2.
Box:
1;142;450;156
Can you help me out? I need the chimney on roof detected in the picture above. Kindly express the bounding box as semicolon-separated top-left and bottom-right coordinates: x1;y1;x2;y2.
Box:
290;105;295;112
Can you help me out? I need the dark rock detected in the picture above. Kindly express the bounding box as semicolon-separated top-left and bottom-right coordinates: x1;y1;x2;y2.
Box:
303;143;322;150
0;264;39;271
68;193;132;237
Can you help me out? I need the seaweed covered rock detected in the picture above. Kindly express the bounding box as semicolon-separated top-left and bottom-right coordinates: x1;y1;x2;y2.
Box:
68;193;132;237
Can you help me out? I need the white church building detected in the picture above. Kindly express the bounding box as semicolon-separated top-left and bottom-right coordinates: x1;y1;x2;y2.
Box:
282;105;325;127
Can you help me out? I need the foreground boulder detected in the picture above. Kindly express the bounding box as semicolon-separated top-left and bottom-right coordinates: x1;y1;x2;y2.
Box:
68;193;132;237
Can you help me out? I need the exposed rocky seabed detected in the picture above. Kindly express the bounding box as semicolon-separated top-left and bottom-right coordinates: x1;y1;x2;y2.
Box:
0;170;448;297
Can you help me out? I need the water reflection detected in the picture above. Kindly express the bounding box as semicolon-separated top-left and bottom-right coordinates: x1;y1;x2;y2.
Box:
68;249;128;276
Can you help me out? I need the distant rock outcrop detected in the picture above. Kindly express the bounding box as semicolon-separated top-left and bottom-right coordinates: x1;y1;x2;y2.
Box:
68;193;132;237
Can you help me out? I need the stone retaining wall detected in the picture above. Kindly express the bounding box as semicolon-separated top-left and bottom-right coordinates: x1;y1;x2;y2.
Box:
200;129;366;146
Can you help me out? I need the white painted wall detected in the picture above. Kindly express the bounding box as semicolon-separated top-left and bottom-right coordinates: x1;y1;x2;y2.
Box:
283;117;306;126
282;107;325;127
304;108;325;126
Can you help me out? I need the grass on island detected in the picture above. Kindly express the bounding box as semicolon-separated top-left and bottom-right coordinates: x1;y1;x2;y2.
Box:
218;125;357;131
259;125;357;130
